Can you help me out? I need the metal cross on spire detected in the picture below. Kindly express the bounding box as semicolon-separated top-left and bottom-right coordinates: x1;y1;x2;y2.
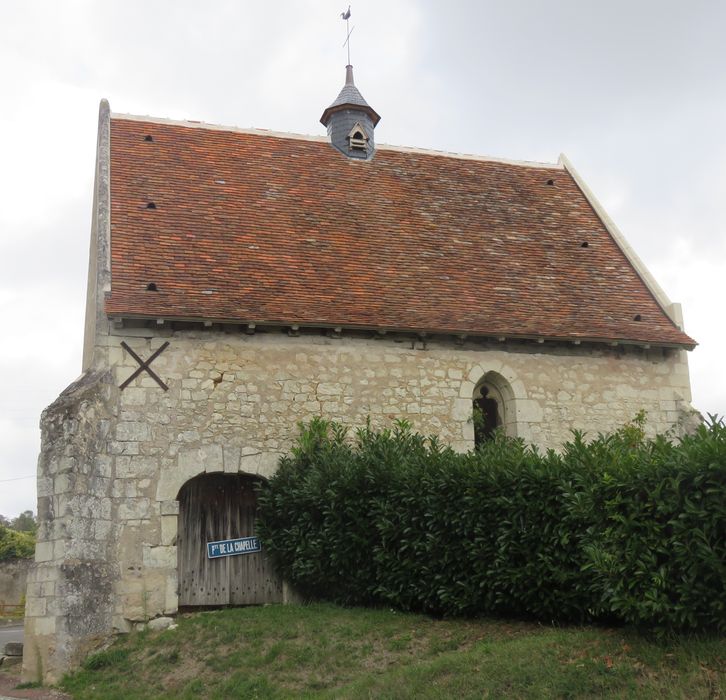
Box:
341;6;354;65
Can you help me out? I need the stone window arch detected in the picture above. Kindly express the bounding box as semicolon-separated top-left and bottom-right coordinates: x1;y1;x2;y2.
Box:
472;371;515;447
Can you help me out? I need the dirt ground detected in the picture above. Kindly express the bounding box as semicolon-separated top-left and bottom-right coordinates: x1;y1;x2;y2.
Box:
0;664;70;700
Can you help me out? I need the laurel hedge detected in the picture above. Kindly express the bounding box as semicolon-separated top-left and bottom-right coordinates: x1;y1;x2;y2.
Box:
256;416;726;634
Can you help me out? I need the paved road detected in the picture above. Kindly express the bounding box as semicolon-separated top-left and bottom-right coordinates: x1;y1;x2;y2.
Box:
0;626;23;650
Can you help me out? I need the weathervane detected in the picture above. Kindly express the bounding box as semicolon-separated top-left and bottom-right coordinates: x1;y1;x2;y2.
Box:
341;6;354;65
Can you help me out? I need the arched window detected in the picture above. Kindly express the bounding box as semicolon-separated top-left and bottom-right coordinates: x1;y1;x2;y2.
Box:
465;368;528;448
473;382;503;447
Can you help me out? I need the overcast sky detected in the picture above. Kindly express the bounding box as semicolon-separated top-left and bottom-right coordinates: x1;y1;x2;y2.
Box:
1;0;724;517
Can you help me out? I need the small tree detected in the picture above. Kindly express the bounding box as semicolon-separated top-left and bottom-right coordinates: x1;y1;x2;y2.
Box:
10;510;37;534
0;524;35;559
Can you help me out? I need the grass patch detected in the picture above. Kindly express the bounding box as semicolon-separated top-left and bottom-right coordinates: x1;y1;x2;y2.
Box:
82;648;131;671
60;603;725;699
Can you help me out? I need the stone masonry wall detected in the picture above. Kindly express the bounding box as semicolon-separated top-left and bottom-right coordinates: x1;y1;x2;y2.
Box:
99;329;695;457
23;371;119;683
0;558;32;609
25;328;697;682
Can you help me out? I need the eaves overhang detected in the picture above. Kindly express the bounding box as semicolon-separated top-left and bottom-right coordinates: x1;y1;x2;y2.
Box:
320;102;381;128
106;313;697;351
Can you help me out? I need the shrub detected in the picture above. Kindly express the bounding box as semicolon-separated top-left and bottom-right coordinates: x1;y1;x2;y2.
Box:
256;416;726;634
0;524;35;560
580;420;726;633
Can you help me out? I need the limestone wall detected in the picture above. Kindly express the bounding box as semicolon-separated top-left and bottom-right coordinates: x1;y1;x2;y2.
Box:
99;328;696;457
0;557;32;609
25;327;697;682
23;371;119;684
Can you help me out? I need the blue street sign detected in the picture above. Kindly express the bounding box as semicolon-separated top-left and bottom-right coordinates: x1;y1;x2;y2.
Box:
207;536;262;559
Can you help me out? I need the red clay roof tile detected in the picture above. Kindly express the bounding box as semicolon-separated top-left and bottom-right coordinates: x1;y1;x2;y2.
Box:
106;117;695;348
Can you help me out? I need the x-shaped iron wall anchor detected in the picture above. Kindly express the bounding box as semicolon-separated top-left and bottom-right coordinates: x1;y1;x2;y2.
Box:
119;341;170;391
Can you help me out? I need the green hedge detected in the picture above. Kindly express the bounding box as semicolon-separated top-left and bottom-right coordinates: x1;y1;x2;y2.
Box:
577;423;726;633
257;416;726;634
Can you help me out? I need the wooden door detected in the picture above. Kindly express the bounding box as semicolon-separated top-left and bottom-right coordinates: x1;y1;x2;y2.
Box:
177;473;282;606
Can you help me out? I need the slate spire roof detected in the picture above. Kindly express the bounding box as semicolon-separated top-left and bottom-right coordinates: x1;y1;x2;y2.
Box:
320;65;381;127
104;114;695;349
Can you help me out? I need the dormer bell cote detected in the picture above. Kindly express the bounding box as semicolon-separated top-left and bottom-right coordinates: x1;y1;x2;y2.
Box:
320;65;380;160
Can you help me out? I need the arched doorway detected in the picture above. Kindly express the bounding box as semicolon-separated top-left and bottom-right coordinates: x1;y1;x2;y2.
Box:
177;472;282;607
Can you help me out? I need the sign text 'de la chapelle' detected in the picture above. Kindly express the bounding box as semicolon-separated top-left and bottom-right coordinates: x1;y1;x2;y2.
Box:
207;536;261;559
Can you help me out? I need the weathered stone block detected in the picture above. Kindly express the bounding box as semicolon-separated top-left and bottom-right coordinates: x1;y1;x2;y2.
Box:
4;641;24;657
108;440;140;455
112;615;132;634
121;388;147;406
118;499;152;521
318;382;344;395
143;545;176;568
33;616;57;636
164;572;178;615
116;455;158;478
160;500;179;516
25;597;46;617
223;445;241;473
516;399;544;422
451;398;473;422
93;520;113;541
116;422;150;442
160;515;177;546
34;542;53;563
458;380;476;398
147;616;175;631
178;444;223;474
112;480;138;498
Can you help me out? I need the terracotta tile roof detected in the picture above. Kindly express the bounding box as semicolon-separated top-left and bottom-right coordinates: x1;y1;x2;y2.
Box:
106;117;695;348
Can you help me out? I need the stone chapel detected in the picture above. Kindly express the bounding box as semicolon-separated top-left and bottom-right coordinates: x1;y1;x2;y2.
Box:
24;65;698;681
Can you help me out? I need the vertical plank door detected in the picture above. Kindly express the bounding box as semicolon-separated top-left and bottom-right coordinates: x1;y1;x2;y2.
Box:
178;473;282;607
228;480;283;604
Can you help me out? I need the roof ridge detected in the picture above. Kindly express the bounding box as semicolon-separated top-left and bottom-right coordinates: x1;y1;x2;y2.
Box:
110;112;329;143
109;112;562;170
378;143;563;169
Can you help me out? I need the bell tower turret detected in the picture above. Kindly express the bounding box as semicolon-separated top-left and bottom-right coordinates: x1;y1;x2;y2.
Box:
320;64;381;160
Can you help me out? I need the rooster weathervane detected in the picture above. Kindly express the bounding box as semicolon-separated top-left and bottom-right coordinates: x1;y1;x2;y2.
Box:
341;6;354;65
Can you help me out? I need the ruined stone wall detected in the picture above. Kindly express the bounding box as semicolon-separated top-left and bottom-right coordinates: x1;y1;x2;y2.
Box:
23;371;119;683
25;328;697;682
